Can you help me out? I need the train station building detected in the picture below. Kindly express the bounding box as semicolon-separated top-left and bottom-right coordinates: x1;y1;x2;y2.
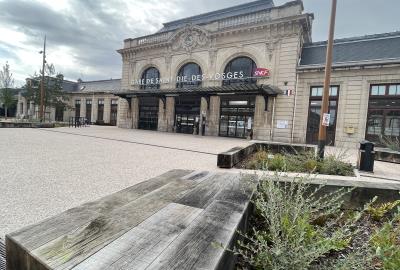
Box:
114;0;400;148
17;0;400;148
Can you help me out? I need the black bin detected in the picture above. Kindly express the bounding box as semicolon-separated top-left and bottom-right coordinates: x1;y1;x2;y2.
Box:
358;140;375;172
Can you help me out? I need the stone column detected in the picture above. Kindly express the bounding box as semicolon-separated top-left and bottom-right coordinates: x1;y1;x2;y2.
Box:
131;97;139;129
253;95;272;140
22;98;27;117
103;97;111;124
116;98;129;128
16;95;22;117
205;95;220;136
80;97;86;118
29;101;34;118
157;97;175;132
165;96;175;132
91;97;98;123
199;97;209;136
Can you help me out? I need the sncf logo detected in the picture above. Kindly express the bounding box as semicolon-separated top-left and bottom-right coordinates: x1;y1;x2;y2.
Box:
253;68;270;77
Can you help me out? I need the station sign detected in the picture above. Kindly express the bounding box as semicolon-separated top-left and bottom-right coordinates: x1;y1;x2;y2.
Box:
131;68;271;86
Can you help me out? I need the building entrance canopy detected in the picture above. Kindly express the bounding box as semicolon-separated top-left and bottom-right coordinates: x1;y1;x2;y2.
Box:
115;84;282;99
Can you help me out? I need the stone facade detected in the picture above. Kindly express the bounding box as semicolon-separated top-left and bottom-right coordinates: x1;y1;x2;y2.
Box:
294;66;400;148
117;0;313;142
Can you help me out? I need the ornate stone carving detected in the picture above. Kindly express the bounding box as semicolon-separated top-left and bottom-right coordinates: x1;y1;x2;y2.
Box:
266;39;280;61
171;24;209;52
209;49;218;66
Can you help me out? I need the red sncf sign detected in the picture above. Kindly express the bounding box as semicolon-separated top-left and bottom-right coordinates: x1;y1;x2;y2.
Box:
253;68;270;77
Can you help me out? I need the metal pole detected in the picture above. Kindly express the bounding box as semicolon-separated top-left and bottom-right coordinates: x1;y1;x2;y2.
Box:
318;0;337;159
40;35;46;122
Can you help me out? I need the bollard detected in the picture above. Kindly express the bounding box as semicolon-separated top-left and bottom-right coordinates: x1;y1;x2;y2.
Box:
358;140;375;172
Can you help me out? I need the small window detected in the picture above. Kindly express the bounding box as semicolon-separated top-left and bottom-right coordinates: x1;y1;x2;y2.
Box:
98;99;104;105
371;85;386;96
389;84;400;96
329;86;338;96
229;101;248;106
86;99;92;105
310;86;337;97
75;99;81;105
111;99;118;105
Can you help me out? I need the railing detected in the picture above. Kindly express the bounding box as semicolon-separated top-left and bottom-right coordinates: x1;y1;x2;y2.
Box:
218;11;272;30
68;117;89;128
125;10;272;48
137;32;170;46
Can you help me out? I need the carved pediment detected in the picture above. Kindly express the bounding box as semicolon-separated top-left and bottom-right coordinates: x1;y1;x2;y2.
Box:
170;24;209;52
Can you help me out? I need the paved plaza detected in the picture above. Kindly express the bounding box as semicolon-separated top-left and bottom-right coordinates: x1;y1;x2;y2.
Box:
1;126;399;239
0;126;249;238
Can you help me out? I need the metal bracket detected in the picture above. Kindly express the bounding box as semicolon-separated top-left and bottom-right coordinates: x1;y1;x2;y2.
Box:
204;96;211;110
264;96;269;111
159;96;166;110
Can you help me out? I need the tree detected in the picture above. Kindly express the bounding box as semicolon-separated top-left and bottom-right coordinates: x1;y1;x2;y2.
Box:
24;64;70;121
0;62;16;119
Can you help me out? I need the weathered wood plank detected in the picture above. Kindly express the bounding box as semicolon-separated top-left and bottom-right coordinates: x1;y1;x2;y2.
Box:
175;173;231;209
7;169;192;253
30;178;200;270
71;203;203;270
146;200;246;270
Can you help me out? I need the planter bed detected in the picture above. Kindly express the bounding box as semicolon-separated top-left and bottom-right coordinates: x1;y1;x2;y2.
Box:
232;173;400;269
375;147;400;164
217;141;316;169
0;122;55;128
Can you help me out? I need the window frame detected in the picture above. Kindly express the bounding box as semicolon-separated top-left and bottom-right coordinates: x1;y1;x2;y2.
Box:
140;67;160;90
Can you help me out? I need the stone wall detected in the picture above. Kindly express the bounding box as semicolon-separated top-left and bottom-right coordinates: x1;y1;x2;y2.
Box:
295;66;400;148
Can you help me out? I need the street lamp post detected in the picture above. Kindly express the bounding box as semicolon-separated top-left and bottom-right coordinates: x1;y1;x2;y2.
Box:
39;35;46;122
318;0;337;159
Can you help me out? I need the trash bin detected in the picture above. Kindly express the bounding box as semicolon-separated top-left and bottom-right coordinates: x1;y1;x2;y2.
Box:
358;140;375;172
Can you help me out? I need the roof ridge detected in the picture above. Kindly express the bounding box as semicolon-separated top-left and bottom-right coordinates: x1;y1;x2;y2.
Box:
304;31;400;47
80;79;121;83
162;0;275;27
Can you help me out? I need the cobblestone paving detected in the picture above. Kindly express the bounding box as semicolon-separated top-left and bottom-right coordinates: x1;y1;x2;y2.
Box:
0;126;250;238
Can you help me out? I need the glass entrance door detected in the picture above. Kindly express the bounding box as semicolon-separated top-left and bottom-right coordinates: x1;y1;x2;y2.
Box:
139;97;159;130
219;96;255;138
175;97;200;134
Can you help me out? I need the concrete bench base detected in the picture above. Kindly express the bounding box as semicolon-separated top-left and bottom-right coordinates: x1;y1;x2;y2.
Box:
375;148;400;164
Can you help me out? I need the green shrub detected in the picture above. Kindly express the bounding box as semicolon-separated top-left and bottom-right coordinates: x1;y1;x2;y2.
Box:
318;155;354;176
366;198;400;222
267;154;286;171
232;174;357;269
370;214;400;269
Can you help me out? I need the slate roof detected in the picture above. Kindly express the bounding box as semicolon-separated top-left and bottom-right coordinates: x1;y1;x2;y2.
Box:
78;79;121;93
62;80;79;92
299;31;400;68
158;0;275;33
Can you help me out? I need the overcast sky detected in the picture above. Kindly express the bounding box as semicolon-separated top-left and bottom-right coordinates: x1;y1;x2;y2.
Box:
0;0;399;86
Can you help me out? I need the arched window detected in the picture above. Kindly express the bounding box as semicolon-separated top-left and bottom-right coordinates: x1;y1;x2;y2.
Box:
223;56;257;86
140;67;160;89
176;62;202;88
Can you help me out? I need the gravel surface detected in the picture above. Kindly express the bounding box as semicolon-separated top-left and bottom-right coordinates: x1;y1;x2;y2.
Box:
0;126;250;238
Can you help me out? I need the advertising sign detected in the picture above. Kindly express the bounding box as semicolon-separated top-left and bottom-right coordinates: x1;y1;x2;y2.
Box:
322;113;331;127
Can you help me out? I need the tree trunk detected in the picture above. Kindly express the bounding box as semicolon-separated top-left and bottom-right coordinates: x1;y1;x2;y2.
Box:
4;107;7;119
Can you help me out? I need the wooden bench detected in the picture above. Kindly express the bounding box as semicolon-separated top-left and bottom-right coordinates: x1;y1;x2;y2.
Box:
6;170;256;270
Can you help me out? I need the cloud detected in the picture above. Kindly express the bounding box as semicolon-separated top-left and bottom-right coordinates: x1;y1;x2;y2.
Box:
0;0;399;86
